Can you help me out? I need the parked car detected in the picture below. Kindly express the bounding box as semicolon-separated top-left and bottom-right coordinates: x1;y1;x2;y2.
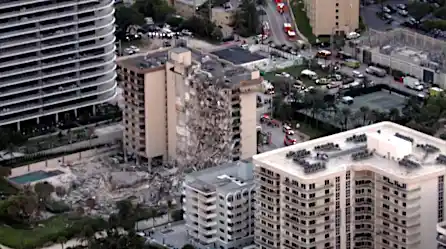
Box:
398;9;408;16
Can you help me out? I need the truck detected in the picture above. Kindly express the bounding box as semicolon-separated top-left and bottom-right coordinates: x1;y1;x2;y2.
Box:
365;66;386;77
403;76;423;91
344;59;360;69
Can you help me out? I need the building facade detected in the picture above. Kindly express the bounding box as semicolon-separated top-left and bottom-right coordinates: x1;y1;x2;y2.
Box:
303;0;359;36
253;121;446;249
0;0;117;130
117;46;260;166
182;161;256;249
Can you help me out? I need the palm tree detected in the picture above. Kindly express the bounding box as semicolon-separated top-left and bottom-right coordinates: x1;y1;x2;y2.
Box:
358;106;371;125
166;200;174;223
338;108;352;130
149;208;158;228
388;108;400;122
57;236;67;249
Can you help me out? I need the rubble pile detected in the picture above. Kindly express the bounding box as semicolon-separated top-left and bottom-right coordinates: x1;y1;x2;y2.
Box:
59;156;181;215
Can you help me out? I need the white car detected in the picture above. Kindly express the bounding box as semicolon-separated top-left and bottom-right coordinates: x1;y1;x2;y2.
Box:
398;9;408;16
282;125;294;135
346;32;360;40
129;45;140;52
352;70;364;78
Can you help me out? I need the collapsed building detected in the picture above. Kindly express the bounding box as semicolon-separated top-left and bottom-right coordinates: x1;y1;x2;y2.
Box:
117;45;261;171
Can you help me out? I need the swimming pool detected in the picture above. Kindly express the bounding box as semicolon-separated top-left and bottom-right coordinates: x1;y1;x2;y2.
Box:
9;170;64;184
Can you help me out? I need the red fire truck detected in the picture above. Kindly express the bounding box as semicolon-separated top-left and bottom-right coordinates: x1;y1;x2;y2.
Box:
277;2;286;13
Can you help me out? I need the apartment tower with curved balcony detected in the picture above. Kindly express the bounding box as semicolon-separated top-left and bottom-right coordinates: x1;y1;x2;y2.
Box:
0;0;117;130
253;122;446;249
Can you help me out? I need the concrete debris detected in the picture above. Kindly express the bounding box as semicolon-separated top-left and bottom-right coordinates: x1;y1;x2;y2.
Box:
59;155;181;216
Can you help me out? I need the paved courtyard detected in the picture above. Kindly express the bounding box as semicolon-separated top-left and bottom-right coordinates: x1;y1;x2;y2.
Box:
146;223;189;249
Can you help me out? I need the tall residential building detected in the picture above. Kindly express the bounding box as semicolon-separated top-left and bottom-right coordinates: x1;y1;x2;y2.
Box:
253;121;446;249
182;161;256;249
0;0;117;130
303;0;359;36
117;46;260;166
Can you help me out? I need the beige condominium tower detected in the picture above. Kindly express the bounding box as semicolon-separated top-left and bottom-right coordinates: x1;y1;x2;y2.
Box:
253;121;446;249
117;46;261;167
303;0;359;36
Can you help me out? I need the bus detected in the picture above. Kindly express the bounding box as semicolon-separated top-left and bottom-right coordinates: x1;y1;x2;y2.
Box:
316;50;331;59
344;59;360;69
365;66;386;77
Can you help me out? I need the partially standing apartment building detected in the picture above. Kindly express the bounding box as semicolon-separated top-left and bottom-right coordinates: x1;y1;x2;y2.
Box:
0;0;117;130
182;161;256;249
117;46;260;166
253;121;446;249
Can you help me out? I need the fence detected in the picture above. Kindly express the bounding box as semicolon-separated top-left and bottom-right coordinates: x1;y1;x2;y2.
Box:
9;146;119;177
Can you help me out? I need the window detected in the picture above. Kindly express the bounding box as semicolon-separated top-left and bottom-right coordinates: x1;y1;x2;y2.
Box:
336;3;339;6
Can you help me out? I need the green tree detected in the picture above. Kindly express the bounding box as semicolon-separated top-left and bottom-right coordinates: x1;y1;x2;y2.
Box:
133;0;174;23
233;0;260;37
407;2;432;20
358;106;371;125
34;182;55;201
0;166;11;178
339;108;352;130
57;236;67;249
115;7;145;32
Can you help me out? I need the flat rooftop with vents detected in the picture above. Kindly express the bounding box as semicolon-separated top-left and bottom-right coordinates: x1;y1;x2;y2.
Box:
117;46;258;85
253;121;446;180
184;161;254;194
211;46;267;65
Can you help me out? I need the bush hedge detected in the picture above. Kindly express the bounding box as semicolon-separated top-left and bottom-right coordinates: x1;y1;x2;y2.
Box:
0;215;107;249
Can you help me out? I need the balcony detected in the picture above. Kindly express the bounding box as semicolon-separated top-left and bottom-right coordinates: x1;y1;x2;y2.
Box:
0;81;115;116
0;88;116;125
0;0;99;19
0;22;115;59
0;0;113;30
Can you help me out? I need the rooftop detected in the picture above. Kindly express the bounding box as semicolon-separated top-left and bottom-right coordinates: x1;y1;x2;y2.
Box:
185;161;254;194
118;46;259;87
211;46;267;65
253;122;446;181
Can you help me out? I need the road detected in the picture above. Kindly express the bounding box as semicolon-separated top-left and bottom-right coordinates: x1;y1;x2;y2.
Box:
262;0;296;46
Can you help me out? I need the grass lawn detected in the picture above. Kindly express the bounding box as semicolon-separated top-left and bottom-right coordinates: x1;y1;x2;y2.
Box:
264;65;329;86
0;215;105;249
290;0;317;44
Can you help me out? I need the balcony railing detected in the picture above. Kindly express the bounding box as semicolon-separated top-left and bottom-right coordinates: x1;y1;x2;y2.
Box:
0;88;116;125
0;0;113;29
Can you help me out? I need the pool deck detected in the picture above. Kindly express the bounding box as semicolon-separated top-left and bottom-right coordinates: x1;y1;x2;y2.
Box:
8;166;71;186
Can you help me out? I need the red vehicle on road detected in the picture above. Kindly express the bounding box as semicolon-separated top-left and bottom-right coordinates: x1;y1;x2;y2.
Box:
284;135;297;146
277;2;286;13
260;114;280;127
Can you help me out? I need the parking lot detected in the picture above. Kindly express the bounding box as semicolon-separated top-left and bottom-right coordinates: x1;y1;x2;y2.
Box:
341;90;407;112
361;0;410;31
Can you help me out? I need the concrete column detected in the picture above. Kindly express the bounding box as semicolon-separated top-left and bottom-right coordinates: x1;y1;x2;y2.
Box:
55;113;59;123
74;109;78;117
16;121;20;131
92;105;96;116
